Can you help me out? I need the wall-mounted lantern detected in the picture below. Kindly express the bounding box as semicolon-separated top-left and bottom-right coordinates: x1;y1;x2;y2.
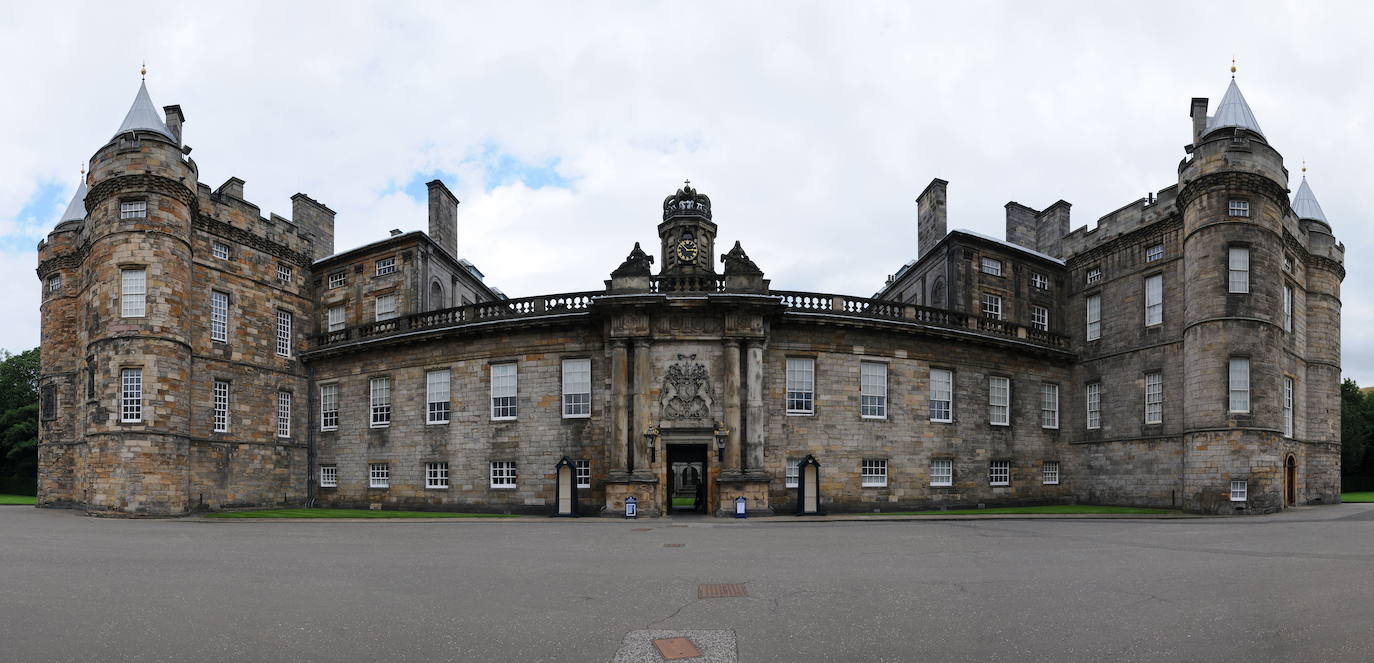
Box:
624;495;638;519
713;422;729;462
796;454;823;516
643;425;659;463
734;495;748;519
553;456;578;517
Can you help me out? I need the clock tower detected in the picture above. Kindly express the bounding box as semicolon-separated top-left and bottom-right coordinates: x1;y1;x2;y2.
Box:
658;181;717;275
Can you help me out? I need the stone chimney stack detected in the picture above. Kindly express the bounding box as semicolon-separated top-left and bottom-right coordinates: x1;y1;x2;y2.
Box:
917;178;948;260
163;105;184;145
427;179;459;259
1190;97;1209;146
291;193;336;261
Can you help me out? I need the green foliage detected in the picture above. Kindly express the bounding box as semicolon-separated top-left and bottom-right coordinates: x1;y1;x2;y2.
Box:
206;508;518;519
0;348;39;478
881;505;1175;516
1340;378;1373;476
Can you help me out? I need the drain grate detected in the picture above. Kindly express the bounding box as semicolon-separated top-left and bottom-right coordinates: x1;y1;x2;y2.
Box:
663;543;685;548
697;583;747;598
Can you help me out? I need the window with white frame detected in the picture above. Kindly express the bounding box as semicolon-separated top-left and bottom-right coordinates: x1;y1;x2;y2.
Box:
982;293;1002;320
1042;461;1060;485
1283;255;1294;273
121;268;146;318
562;358;591;418
988;376;1010;426
1146;244;1164;262
328;271;346;289
319;465;337;488
375;257;396;276
370;377;391;427
930;368;953;422
1228;200;1250;217
1228;357;1250;413
490;363;517;420
375;294;397;321
1041;383;1059;429
1031;305;1049;331
1144;274;1163;326
1086;382;1101;430
275;309;292;357
213;380;229;432
491;461;517;488
320;383;339;431
1144;372;1163;424
930;459;953;487
47;275;61;293
369;463;389;488
989;460;1010;486
120;200;146;219
786;358;815;414
575;460;591;488
861;459;888;487
1086;294;1101;341
1283;376;1295;438
1230;480;1248;501
210;242;231;260
784;459;801;488
277;391;291;438
860;362;887;418
210;291;229;342
120;368;142;422
426;369;450;424
1283;284;1293;333
426;462;449;489
1031;272;1049;290
1086;267;1102;284
1228;247;1249;293
327;306;345;333
980;257;1002;276
276;263;292;283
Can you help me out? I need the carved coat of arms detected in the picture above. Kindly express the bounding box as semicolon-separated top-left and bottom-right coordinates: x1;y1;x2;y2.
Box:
660;354;714;419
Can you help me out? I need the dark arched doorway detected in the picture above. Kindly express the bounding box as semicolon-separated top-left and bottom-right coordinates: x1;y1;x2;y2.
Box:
1284;455;1297;506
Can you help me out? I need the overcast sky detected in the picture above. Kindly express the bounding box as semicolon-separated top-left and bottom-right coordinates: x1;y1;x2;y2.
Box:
3;1;1371;380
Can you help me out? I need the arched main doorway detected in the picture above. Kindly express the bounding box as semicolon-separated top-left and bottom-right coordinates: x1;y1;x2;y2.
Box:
1284;455;1297;507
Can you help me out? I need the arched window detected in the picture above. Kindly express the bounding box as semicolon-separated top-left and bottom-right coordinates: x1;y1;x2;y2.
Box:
430;281;445;310
931;277;945;308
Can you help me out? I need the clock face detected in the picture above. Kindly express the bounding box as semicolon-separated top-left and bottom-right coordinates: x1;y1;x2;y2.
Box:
675;239;699;263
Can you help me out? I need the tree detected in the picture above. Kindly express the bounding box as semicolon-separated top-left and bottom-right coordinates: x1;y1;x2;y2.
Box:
1339;378;1371;477
0;348;39;477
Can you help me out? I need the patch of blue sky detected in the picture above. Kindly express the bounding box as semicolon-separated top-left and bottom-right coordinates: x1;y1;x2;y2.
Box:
0;180;68;251
390;145;572;202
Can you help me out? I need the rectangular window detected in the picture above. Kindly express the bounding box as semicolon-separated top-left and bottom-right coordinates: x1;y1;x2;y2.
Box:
275;309;292;357
988;376;1010;426
1144;372;1163;424
120;368;142;422
989;460;1010;486
1086;382;1101;430
427;369;451;424
980;257;1002;276
1228;247;1250;293
1283;376;1295;438
930;459;953;487
1229;357;1250;413
277;391;291;438
320;383;339;431
490;363;517;420
375;257;396;276
491;461;517;488
1031;305;1049;332
562;358;592;418
1228;200;1250;217
121;268;146;318
327;306;345;333
784;459;801;488
319;465;337;488
860;362;887;418
276;263;292;283
1146;244;1165;262
369;463;389;488
1086;267;1102;285
929;369;953;422
861;459;888;487
1042;461;1060;485
375;294;397;321
1230;480;1248;501
426;462;450;489
1144;274;1163;326
211;242;230;260
785;357;815;415
213;380;229;432
370;377;391;427
1283;284;1293;333
982;294;1002;320
1283;255;1294;273
1041;383;1059;429
47;275;61;293
575;460;591;488
1086;294;1101;341
1031;272;1049;290
328;271;346;289
210;290;229;342
120;200;146;219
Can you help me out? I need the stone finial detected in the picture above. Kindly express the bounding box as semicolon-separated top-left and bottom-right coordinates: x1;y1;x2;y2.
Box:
611;242;655;277
720;240;762;276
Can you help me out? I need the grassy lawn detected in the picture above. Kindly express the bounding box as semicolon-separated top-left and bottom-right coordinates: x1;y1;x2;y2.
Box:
206;508;519;519
0;494;36;505
1342;492;1374;503
671;497;695;507
880;504;1175;516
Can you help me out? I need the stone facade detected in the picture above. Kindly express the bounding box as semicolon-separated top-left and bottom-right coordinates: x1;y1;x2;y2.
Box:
36;76;1343;516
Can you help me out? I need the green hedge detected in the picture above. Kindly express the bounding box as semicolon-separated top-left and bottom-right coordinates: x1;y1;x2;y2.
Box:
0;476;37;496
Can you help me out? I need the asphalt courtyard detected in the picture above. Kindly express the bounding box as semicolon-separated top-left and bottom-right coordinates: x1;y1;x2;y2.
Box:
2;505;1373;662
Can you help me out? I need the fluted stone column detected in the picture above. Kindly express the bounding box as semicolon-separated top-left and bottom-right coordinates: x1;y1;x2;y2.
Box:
632;338;653;473
722;340;743;472
609;339;629;473
744;340;765;471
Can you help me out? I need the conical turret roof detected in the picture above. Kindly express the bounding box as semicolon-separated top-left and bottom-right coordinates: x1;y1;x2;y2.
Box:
113;81;174;141
58;179;89;222
1291;177;1328;223
1204;78;1264;137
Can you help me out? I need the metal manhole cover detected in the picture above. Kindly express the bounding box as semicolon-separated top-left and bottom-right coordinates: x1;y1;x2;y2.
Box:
697;583;747;598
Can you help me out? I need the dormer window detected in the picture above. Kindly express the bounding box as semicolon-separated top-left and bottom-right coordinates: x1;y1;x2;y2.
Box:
376;257;397;276
1228;200;1250;217
1086;267;1102;285
980;257;1002;276
120;200;146;219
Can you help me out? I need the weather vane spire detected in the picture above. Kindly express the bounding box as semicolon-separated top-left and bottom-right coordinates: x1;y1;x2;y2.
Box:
141;60;147;81
1302;160;1307;176
1230;56;1236;78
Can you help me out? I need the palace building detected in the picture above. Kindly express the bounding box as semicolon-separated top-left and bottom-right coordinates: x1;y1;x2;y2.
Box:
35;71;1344;516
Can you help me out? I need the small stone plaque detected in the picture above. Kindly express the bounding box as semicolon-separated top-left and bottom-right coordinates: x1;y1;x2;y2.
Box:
652;637;702;660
